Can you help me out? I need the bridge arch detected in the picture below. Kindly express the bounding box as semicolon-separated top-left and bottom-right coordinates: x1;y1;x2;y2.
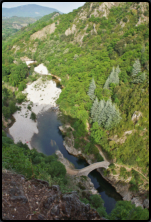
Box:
76;161;110;176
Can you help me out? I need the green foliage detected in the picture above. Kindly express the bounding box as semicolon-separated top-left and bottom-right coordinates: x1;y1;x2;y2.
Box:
91;97;99;122
81;194;108;218
18;81;26;91
89;15;101;24
9;62;28;87
47;160;66;178
120;167;129;179
90;194;104;209
91;122;106;145
87;78;96;101
103;66;120;89
16;92;26;103
2;106;11;119
9;101;17;114
30;112;36;121
97;99;121;130
2;134;66;185
131;59;146;83
109;200;149;220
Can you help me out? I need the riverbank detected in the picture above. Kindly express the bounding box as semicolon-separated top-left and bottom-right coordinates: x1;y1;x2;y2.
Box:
55;150;98;195
59;124;149;209
9;77;61;149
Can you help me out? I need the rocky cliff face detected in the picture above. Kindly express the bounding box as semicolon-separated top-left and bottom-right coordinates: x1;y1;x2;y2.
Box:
2;169;104;220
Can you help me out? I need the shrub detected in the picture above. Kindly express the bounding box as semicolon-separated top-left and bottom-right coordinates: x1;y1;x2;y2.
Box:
18;82;26;91
9;101;17;114
30;112;36;121
47;160;66;178
16;92;26;103
27;105;31;110
90;194;104;209
2;106;11;119
123;17;128;22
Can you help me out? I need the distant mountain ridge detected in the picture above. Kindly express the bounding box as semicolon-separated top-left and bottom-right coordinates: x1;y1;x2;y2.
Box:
2;4;63;18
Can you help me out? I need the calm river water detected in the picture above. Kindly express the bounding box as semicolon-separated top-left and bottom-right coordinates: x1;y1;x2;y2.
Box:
31;109;122;214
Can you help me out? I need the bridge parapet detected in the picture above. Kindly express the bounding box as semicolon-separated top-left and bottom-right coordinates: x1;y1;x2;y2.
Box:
76;161;110;176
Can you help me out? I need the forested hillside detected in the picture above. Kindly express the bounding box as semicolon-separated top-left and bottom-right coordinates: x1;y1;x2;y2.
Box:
2;2;149;218
2;16;37;40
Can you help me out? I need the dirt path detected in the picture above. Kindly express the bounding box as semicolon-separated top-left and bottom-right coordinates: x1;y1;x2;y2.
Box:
114;163;149;182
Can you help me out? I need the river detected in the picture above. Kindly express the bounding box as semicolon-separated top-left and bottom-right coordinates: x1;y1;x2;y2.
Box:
31;108;122;214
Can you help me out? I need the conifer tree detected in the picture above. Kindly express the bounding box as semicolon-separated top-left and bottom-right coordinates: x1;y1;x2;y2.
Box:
87;78;96;101
93;99;105;123
103;66;120;89
91;97;99;122
97;99;121;130
131;59;146;83
115;65;120;85
131;59;141;78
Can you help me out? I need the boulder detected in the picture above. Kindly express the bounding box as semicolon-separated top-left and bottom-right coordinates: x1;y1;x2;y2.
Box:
131;111;142;123
131;197;144;208
123;193;132;201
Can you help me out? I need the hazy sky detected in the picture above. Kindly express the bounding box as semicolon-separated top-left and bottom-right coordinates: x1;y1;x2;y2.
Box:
2;2;86;14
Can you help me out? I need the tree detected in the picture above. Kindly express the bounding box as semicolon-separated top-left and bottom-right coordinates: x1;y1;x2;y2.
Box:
131;59;146;83
97;99;121;130
131;59;141;78
87;78;96;101
103;66;120;89
30;112;36;121
109;200;149;220
2;106;10;119
91;97;99;122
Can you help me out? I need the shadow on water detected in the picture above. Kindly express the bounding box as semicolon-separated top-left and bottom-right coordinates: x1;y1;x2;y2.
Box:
31;109;122;214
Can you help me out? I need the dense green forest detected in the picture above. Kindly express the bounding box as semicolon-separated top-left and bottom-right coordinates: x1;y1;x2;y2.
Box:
2;2;149;219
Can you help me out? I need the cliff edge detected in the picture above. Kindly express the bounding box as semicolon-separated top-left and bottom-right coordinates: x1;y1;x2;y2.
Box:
2;169;106;220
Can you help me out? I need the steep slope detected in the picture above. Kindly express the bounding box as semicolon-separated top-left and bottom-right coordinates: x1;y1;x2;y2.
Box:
2;4;63;18
2;169;102;220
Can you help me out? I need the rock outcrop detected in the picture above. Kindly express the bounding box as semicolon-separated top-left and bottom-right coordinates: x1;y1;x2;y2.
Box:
30;23;56;40
131;111;142;123
143;199;149;209
65;24;76;36
2;169;102;220
131;197;144;208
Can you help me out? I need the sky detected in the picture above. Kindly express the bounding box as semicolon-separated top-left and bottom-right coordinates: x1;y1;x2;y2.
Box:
2;2;86;14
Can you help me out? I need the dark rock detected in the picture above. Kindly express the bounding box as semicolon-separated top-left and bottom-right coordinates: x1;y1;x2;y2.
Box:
37;214;45;220
10;181;16;186
9;188;22;196
10;195;28;203
50;205;60;216
43;194;57;209
52;185;60;192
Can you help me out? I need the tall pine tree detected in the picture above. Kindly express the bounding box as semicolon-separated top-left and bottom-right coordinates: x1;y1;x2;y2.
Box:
97;99;121;130
103;66;120;89
132;59;141;78
91;97;99;122
87;78;96;101
131;59;146;83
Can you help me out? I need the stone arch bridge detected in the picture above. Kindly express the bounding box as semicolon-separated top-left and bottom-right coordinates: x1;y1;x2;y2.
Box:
66;161;110;176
